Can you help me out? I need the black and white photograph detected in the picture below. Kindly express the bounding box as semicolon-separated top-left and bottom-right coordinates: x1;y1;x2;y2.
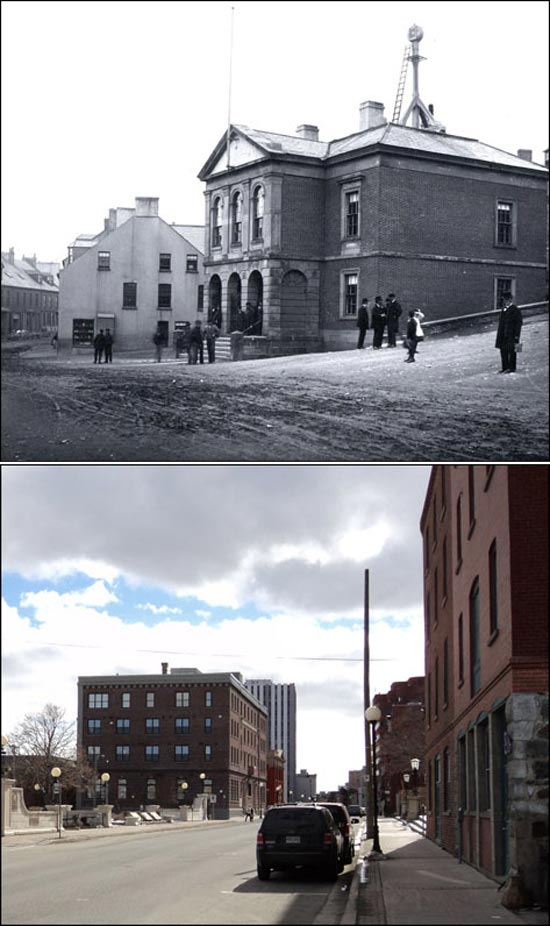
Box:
1;0;548;461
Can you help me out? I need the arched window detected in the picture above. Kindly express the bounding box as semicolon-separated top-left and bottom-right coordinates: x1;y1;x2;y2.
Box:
212;197;223;248
231;191;242;244
252;185;264;239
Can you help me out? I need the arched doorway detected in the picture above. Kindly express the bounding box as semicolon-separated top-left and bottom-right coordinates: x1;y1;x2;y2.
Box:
208;275;222;329
281;270;308;336
228;273;242;331
246;271;263;334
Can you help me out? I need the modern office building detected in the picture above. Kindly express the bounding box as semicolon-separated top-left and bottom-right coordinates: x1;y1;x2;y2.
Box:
421;465;548;908
245;679;296;800
77;664;267;818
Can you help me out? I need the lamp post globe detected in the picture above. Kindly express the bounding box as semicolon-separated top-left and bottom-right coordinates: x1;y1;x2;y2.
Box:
50;767;62;839
101;772;110;805
365;706;383;855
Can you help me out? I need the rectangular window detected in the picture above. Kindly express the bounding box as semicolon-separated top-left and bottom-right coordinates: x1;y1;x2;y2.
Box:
197;285;204;311
122;282;137;309
145;745;160;762
204;718;212;733
146;718;160;734
175;745;190;761
175;717;190;733
204;745;212;761
87;719;101;735
117;779;127;800
186;254;198;273
176;692;190;708
97;251;111;271
88;745;100;760
456;495;463;566
116;745;130;762
159;253;172;272
489;540;498;635
116;719;130;734
470;578;481;695
345;190;359;237
158;284;172;309
443;638;449;707
122;693;131;709
343;273;358;317
146;692;155;708
88;693;108;708
458;613;464;685
496;201;514;246
205;691;212;707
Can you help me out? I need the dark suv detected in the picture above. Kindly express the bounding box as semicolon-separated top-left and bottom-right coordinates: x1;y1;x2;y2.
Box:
256;804;344;881
315;802;355;864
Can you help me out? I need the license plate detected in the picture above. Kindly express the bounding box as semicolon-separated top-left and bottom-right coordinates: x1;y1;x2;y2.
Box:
286;835;300;844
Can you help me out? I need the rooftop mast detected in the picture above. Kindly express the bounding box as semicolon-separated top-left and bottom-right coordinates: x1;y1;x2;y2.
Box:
398;25;446;133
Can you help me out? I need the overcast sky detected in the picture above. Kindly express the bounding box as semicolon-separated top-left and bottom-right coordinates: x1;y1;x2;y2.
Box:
1;1;548;263
2;464;431;792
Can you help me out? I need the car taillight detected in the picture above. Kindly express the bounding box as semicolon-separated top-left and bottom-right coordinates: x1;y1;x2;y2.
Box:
323;832;334;845
344;823;351;836
257;833;264;846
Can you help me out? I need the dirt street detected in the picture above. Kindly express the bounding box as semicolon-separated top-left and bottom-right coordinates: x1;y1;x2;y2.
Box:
2;317;548;462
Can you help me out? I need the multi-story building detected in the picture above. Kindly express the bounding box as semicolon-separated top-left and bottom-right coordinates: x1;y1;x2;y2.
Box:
295;768;317;801
198;34;547;357
421;465;548;908
245;678;296;800
266;749;285;807
77;664;267;819
58;197;205;353
372;677;425;816
1;249;59;339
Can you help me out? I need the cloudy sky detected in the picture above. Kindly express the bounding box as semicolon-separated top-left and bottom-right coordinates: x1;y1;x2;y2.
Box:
1;0;548;262
2;464;431;791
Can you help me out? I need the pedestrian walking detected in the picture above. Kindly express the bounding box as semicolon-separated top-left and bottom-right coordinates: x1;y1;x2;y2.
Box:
93;328;105;364
50;331;58;349
153;328;163;363
249;808;255;822
495;296;523;373
203;320;220;363
404;309;419;362
386;293;403;347
104;328;113;363
189;320;204;364
371;296;386;349
413;310;425;350
357;298;370;349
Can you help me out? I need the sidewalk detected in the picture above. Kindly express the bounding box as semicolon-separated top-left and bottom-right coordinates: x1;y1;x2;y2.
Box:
343;818;547;926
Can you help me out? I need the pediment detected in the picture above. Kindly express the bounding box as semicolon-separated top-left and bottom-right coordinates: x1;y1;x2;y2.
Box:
198;127;268;180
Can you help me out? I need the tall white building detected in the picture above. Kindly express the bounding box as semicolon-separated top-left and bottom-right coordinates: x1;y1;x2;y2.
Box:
245;679;296;800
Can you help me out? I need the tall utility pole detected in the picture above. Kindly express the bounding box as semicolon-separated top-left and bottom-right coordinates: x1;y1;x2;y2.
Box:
364;569;374;838
226;6;235;169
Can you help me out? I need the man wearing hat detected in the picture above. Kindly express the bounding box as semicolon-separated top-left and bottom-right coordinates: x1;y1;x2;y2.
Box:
357;298;370;349
386;293;403;347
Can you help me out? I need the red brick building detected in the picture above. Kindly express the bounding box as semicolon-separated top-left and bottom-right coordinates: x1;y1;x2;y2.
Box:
266;749;285;807
77;665;267;819
198;108;547;356
421;465;548;907
372;677;426;815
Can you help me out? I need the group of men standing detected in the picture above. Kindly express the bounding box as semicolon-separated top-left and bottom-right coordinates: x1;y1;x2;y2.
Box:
93;328;113;363
357;293;403;349
167;319;220;364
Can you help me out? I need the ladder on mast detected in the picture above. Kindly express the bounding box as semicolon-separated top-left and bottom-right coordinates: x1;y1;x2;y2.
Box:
392;45;410;123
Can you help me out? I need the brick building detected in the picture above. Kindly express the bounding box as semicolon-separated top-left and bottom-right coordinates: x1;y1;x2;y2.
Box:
372;677;426;816
421;465;548;907
77;665;267;819
198;103;547;356
58;197;205;354
266;749;285;807
1;249;59;339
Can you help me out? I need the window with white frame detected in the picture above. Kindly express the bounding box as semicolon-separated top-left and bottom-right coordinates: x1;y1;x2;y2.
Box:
146;718;160;734
345;190;360;237
231;191;243;245
122;692;131;708
212;197;223;248
87;719;101;735
496;201;515;246
146;692;155;708
88;745;101;760
205;691;212;707
342;272;358;317
176;692;190;708
204;745;212;762
88;692;108;708
145;745;160;762
252;185;264;239
175;745;190;761
175;717;190;733
116;745;130;761
116;719;130;734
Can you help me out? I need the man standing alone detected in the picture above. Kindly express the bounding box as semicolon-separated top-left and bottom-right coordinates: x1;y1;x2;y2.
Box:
93;328;105;364
357;298;369;349
386;293;402;347
495;296;523;373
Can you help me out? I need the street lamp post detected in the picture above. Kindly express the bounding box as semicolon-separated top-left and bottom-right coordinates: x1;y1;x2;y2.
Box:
50;766;62;839
411;757;420;794
199;772;207;820
365;705;383;855
101;772;110;805
33;783;43;807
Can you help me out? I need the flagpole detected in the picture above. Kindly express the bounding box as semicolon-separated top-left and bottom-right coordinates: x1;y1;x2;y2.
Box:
227;5;235;169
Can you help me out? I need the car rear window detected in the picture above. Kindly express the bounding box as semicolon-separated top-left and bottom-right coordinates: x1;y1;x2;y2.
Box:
261;808;327;836
318;804;347;824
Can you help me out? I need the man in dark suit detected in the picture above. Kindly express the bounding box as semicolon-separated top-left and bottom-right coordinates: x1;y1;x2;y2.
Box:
357;298;369;348
495;297;523;373
386;293;402;347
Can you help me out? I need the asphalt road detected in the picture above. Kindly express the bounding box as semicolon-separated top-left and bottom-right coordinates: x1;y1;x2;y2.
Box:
1;317;548;461
1;822;354;925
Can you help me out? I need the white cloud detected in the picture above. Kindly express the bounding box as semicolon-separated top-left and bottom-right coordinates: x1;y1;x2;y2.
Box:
136;603;182;615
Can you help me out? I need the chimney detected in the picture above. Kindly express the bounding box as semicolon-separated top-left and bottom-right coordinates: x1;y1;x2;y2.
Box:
296;124;319;142
359;101;387;131
8;247;15;264
135;197;159;216
161;662;168;675
517;149;532;162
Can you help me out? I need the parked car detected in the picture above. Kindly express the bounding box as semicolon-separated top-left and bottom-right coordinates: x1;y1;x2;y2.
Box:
347;804;365;820
314;801;355;864
256;804;344;881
